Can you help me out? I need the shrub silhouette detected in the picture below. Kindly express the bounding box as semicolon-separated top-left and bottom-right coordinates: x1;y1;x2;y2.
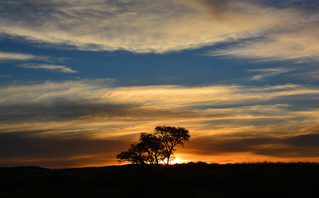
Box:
117;126;190;165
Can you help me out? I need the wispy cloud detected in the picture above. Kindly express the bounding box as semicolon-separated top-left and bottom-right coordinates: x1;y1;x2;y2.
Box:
200;1;319;62
248;67;294;80
1;80;318;137
1;80;318;108
184;127;319;163
0;51;46;61
1;0;318;63
0;51;75;73
0;132;130;168
210;28;319;62
1;79;318;166
19;64;77;73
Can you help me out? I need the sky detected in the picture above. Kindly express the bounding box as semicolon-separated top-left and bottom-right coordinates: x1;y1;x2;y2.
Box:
1;0;319;168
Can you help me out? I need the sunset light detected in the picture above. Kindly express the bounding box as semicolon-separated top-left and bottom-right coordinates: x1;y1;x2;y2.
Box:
1;0;319;169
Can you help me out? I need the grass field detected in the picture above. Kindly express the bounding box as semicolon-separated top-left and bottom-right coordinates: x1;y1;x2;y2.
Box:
1;162;319;198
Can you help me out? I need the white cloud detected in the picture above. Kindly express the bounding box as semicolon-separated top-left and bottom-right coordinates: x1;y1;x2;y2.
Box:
2;0;316;63
19;64;77;73
1;80;318;107
0;51;46;61
248;67;294;80
211;27;319;62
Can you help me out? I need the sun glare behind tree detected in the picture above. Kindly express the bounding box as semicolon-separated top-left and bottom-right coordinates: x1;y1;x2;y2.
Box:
116;126;190;165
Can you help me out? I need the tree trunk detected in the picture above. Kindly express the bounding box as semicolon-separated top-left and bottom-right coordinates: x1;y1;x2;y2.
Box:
166;151;172;165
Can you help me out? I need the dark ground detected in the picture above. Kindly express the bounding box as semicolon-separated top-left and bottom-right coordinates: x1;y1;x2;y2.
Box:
1;162;319;198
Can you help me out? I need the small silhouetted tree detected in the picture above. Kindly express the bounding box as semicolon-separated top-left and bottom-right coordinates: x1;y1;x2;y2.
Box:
117;133;164;164
116;126;190;165
116;143;149;164
139;133;165;164
154;126;190;165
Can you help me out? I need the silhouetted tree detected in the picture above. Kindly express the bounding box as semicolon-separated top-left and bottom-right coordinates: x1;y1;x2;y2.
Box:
139;133;165;164
116;143;149;164
116;126;190;165
154;126;190;165
116;133;164;164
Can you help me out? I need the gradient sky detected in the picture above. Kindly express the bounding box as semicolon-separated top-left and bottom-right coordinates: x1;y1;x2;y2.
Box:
1;0;319;168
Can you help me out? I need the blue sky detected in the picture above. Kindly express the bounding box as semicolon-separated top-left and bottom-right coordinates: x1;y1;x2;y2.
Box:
1;0;319;167
2;35;317;86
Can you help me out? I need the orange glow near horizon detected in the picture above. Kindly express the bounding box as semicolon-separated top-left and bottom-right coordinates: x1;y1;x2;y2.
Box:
1;0;319;170
1;82;319;168
68;153;319;169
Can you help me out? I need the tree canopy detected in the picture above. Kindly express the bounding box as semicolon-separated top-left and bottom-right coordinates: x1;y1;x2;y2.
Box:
116;126;190;165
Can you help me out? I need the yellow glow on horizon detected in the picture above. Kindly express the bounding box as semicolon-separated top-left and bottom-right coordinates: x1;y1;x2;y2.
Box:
170;155;188;164
172;152;319;165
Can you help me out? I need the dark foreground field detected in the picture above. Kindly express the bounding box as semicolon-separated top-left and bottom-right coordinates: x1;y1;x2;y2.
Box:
1;163;319;198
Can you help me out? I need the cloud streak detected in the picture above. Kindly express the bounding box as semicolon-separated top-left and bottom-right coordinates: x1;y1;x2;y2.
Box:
0;79;318;166
0;51;46;61
19;64;77;73
248;67;294;80
201;1;319;62
1;0;318;167
1;0;318;62
1;80;318;109
0;132;131;168
186;128;319;158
